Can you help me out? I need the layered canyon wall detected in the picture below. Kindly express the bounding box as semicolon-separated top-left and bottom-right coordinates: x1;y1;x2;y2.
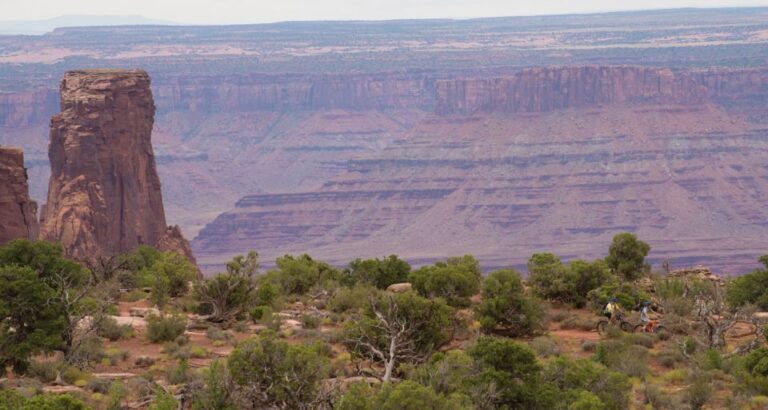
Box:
0;147;38;244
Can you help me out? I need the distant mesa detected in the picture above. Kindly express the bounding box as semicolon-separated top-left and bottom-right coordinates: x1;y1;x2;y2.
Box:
0;146;38;244
39;69;196;264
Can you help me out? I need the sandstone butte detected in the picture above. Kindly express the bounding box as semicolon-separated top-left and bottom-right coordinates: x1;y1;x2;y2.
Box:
39;69;197;264
0;146;38;244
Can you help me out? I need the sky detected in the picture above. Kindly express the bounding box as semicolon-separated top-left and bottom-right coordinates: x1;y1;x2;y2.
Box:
1;0;767;24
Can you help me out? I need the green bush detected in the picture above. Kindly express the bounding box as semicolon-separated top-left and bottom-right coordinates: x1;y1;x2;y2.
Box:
542;356;631;410
28;359;61;383
594;339;648;377
527;254;612;307
267;254;340;295
302;315;321;329
96;316;134;341
476;269;547;337
341;255;411;289
530;336;560;358
0;389;27;410
329;285;374;313
22;394;90;410
149;389;178;410
146;314;187;343
249;306;272;323
604;232;650;281
726;256;768;309
409;255;481;307
228;332;330;408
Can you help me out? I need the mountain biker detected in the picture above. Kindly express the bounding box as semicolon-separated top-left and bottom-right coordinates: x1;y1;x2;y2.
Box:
603;297;622;323
640;301;653;332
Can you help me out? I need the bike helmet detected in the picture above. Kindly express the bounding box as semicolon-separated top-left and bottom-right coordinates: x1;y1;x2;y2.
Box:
609;297;618;302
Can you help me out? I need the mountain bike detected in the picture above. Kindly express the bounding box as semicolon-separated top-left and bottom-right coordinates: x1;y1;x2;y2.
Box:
596;316;633;335
634;319;668;336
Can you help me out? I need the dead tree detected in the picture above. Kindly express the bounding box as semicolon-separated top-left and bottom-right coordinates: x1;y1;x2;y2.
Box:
194;251;259;323
691;280;752;350
345;294;426;383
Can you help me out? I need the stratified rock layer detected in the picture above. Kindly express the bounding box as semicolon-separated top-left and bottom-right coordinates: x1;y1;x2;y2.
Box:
0;146;38;244
40;70;167;259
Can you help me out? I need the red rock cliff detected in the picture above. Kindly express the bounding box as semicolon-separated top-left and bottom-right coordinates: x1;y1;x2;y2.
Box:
39;70;168;259
0;146;38;244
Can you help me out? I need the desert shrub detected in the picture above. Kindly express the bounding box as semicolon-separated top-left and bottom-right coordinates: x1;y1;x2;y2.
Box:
469;337;542;409
267;254;340;295
542;356;631;410
530;336;561;358
329;285;375;313
228;332;330;408
341;255;411;289
594;339;648;377
190;346;208;359
685;371;713;410
103;348;129;366
727;256;768;309
406;350;475;396
409;255;481;307
86;378;111;394
196;252;259;323
550;310;570;322
0;389;26;410
149;389;178;410
249;306;272;322
604;232;650;281
567;390;605;410
146;314;187;343
560;315;595;331
660;312;690;334
663;368;688;384
96;316;134;341
343;291;453;381
336;381;470;410
253;279;279;307
124;247;197;307
28;359;60;383
21;394;89;410
167;358;194;385
476;269;547;337
625;333;655;348
581;340;598;352
527;254;612;307
191;360;235;410
61;366;89;385
205;327;232;342
587;281;650;313
302;315;321;329
699;349;723;370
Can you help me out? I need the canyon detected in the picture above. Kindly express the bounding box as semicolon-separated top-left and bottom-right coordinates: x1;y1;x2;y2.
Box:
1;8;767;273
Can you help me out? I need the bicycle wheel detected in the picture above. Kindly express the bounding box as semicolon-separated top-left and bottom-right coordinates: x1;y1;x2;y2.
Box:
596;320;609;335
633;324;646;333
620;321;633;332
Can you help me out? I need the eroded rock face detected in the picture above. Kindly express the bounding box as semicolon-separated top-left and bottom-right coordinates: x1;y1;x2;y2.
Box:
156;225;198;266
40;70;167;259
0;146;38;244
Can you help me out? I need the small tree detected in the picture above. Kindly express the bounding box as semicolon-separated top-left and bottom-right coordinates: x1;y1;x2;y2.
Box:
195;251;259;323
0;265;65;374
469;336;542;409
269;254;340;295
726;255;768;309
343;291;453;383
342;255;411;289
409;255;481;307
605;232;650;281
477;269;546;337
227;332;330;409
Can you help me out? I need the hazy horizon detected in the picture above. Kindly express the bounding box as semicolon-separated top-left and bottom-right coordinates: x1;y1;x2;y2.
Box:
1;1;767;26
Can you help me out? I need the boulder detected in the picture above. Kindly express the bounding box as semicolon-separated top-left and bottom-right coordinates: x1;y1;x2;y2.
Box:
386;283;412;293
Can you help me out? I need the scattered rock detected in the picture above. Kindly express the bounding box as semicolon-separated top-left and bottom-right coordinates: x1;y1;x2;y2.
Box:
386;283;412;293
134;356;156;367
281;319;302;331
129;307;160;318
